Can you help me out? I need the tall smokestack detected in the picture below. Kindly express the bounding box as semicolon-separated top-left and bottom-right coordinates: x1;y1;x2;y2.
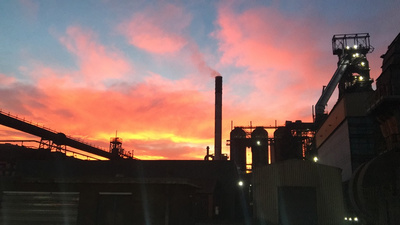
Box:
214;75;222;160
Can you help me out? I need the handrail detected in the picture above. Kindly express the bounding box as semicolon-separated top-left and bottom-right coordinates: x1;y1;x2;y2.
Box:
0;109;107;152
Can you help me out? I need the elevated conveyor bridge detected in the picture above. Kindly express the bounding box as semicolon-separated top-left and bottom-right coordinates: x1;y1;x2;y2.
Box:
0;109;134;160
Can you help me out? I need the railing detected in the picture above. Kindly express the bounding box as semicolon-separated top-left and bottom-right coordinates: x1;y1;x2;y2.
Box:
0;109;108;155
0;139;101;160
0;109;58;134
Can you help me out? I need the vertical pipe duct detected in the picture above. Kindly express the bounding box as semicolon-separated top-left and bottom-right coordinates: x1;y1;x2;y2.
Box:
214;75;222;160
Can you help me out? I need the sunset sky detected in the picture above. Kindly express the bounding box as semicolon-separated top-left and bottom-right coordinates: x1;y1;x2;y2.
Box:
0;0;399;160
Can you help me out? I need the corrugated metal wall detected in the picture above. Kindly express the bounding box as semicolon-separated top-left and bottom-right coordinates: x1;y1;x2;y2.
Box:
253;160;344;225
318;120;353;181
0;191;79;225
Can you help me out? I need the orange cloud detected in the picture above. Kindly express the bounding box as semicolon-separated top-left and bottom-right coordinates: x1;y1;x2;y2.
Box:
118;3;191;54
0;68;215;159
125;139;209;160
0;23;218;160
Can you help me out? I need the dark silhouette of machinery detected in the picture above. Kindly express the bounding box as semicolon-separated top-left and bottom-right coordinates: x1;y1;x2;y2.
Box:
274;121;315;162
110;136;123;156
315;33;373;126
229;121;315;172
312;32;400;225
0;110;134;160
229;126;269;172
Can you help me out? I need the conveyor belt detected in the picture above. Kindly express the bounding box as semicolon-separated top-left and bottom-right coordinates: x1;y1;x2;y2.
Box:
0;110;115;159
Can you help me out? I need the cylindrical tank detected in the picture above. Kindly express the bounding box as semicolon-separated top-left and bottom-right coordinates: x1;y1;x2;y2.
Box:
274;126;303;162
274;127;291;162
348;150;400;225
230;127;247;171
251;127;268;168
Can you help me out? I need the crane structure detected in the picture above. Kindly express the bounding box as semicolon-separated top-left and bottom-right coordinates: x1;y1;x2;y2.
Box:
0;110;134;160
315;33;373;125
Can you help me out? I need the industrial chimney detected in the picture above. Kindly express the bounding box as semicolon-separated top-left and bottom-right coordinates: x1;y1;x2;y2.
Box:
214;75;222;160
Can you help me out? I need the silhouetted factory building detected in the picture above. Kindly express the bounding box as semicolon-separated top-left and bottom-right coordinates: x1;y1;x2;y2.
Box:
273;121;315;163
0;144;247;225
314;33;377;181
315;91;377;181
229;33;400;225
349;32;400;225
229;121;315;173
311;33;400;225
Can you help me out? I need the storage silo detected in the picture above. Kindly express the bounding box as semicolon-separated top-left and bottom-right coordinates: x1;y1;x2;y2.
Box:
230;127;247;171
274;126;303;162
251;127;269;169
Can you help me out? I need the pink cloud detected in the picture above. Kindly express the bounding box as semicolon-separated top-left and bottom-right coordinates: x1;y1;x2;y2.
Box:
215;5;323;74
118;3;220;79
0;74;16;85
118;3;191;54
0;78;47;117
213;3;397;128
59;26;132;84
187;43;221;77
214;4;336;125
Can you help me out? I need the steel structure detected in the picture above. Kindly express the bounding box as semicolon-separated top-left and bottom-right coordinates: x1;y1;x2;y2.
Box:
229;126;270;172
315;33;373;125
0;110;133;159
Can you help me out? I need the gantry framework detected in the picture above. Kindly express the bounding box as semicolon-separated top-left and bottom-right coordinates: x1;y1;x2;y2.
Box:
315;33;373;125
